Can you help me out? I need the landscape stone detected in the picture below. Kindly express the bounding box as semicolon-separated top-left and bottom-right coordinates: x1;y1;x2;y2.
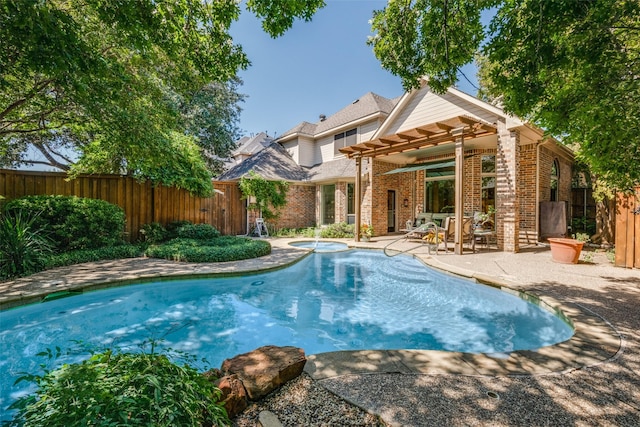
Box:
214;374;248;418
221;345;306;400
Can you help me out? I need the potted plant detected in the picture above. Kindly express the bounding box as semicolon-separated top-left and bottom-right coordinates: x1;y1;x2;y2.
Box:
360;223;374;241
548;237;585;264
475;206;496;230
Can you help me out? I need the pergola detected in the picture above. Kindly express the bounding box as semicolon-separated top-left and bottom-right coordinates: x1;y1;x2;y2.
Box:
339;115;498;254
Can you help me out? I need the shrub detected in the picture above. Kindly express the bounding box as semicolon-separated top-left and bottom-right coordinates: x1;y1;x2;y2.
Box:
140;222;168;244
321;222;354;238
43;244;144;269
146;236;271;262
177;223;221;240
7;347;229;427
4;195;126;252
272;227;317;238
0;210;53;280
165;220;193;240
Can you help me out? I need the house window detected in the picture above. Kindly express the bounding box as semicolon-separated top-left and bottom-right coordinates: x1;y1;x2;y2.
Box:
347;183;355;224
334;128;357;155
424;161;455;213
425;180;455;213
550;159;559;201
481;155;496;215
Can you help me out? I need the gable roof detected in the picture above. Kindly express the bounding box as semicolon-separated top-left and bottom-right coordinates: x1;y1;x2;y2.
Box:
232;132;273;156
372;84;523;141
314;92;399;135
278;92;400;141
217;141;309;182
279;121;317;139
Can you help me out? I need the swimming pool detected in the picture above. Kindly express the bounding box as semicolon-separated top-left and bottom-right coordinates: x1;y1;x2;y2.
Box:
0;249;573;417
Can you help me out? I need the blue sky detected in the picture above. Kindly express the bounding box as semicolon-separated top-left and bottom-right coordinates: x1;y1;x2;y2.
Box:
230;0;480;138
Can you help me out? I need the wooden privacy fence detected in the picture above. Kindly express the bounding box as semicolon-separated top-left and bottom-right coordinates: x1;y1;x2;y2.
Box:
615;187;640;268
0;169;246;241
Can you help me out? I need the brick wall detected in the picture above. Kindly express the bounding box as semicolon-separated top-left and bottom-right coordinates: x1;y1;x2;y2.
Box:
367;160;416;235
248;184;316;231
464;152;481;216
538;144;573;234
519;143;538;238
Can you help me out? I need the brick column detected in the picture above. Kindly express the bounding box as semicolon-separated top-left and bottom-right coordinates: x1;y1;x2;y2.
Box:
496;119;520;252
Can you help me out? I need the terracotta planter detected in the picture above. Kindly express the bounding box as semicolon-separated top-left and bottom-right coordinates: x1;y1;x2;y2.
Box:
548;238;584;264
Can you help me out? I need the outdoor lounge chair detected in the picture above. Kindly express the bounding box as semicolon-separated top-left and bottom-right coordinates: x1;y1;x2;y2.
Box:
441;216;475;252
405;222;433;240
404;221;446;249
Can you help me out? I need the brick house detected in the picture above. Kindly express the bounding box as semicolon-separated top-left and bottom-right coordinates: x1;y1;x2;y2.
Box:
219;80;573;253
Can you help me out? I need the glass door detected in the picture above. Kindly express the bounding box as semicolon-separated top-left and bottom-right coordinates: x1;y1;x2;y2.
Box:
322;184;335;225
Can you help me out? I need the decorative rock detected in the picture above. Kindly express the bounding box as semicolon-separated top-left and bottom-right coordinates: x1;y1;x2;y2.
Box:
258;410;283;427
214;374;248;418
221;345;306;400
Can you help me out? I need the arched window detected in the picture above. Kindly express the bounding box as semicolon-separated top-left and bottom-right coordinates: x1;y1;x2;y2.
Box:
550;159;560;201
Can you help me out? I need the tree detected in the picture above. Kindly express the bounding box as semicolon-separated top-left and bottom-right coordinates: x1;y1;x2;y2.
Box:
0;0;324;195
180;78;246;176
368;0;640;191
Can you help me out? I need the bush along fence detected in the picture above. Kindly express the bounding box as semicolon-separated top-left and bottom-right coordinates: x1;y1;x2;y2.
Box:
0;169;246;241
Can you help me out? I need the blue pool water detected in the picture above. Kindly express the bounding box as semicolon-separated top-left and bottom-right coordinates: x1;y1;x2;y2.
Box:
0;250;573;417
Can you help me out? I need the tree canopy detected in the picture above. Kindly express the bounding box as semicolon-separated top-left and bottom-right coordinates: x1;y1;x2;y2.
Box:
368;0;640;190
0;0;324;195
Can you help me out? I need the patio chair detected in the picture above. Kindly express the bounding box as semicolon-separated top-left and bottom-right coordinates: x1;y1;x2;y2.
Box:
442;216;475;253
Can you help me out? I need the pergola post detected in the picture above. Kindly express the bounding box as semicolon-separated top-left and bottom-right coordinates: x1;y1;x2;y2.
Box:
355;156;362;242
453;127;465;255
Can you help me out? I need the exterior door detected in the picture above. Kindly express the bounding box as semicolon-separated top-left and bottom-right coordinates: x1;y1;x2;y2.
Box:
387;190;396;232
322;184;335;225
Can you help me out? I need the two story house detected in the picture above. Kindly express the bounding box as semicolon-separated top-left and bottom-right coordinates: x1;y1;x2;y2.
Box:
219;80;573;253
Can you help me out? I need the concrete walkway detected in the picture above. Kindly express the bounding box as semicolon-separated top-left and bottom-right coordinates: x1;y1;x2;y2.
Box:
1;237;639;426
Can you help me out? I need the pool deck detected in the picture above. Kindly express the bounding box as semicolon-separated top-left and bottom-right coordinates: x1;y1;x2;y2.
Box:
2;237;639;426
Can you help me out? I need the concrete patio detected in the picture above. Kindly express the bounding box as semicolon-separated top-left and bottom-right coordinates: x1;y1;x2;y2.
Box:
1;237;639;426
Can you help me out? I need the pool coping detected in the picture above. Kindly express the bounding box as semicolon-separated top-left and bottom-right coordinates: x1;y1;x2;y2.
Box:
305;252;622;379
0;239;622;379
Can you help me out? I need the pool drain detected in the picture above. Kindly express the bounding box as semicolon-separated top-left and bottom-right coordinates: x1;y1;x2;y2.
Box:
487;391;500;399
251;280;265;286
